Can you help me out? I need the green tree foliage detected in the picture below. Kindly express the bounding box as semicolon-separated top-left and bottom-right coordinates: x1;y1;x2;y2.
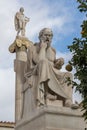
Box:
77;0;87;12
68;0;87;120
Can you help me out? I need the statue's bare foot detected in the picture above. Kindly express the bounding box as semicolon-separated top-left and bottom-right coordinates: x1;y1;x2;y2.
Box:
65;99;79;109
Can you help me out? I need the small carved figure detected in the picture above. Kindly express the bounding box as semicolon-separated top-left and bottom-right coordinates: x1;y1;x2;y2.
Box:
14;7;30;36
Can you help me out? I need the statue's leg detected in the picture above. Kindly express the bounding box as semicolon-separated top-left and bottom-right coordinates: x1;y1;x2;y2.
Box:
38;59;50;83
21;22;25;36
21;29;25;36
37;83;45;106
61;72;73;107
65;98;72;107
36;60;50;106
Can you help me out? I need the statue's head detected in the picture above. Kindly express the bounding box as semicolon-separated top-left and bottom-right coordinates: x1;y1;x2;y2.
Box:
39;28;53;47
20;7;24;13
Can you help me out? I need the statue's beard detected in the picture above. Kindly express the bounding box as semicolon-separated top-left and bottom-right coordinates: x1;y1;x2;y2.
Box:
45;40;51;48
39;38;51;48
47;43;51;48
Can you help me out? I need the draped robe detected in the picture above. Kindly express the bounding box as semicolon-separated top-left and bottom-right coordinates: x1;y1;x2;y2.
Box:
23;43;73;107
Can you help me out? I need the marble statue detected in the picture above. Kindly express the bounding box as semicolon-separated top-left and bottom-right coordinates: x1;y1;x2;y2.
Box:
22;28;73;118
14;7;30;36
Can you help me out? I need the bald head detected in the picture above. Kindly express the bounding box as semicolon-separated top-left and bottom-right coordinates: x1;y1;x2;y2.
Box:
39;28;53;38
39;28;53;48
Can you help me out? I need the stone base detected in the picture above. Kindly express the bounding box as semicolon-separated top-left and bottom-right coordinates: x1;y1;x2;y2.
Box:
15;106;86;130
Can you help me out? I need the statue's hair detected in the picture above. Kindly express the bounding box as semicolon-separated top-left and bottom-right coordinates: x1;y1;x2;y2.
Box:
39;28;53;38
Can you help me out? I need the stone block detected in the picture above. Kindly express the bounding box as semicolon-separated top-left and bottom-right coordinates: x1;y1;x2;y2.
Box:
15;106;86;130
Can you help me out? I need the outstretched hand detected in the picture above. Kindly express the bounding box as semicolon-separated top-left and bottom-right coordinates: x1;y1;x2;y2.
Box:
54;58;64;70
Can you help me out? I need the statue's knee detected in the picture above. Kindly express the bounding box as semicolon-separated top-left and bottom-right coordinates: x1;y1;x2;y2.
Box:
65;99;72;107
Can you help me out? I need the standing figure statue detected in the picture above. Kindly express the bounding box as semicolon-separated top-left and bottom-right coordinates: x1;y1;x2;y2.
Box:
22;28;73;117
14;7;30;37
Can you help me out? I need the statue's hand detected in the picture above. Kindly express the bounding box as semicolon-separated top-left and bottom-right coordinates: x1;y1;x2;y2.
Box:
40;40;47;49
54;58;64;70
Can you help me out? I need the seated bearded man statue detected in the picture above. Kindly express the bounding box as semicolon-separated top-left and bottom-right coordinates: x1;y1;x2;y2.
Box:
24;28;73;108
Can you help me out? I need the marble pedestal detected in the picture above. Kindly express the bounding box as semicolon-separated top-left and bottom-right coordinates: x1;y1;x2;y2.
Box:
15;106;86;130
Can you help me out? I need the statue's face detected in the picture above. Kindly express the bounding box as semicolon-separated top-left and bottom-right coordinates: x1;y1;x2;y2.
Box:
41;30;53;47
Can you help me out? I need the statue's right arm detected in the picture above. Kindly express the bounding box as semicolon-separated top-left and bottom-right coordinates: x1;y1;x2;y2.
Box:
38;42;47;61
14;12;20;31
15;12;20;20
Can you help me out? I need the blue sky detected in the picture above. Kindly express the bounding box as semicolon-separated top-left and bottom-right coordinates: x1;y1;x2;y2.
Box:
0;0;84;122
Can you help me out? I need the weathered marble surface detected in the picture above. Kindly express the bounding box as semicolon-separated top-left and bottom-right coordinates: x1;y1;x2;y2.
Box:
15;106;86;130
9;36;33;53
22;28;74;118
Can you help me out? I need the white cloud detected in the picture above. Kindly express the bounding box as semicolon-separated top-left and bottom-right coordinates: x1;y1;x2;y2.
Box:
0;68;15;121
73;87;82;103
56;51;72;63
26;1;75;41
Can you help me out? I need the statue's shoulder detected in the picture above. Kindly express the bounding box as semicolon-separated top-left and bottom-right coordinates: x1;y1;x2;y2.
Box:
51;47;56;54
15;12;20;19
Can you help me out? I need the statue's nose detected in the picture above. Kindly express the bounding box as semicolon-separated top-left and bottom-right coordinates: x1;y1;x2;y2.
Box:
46;36;49;39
